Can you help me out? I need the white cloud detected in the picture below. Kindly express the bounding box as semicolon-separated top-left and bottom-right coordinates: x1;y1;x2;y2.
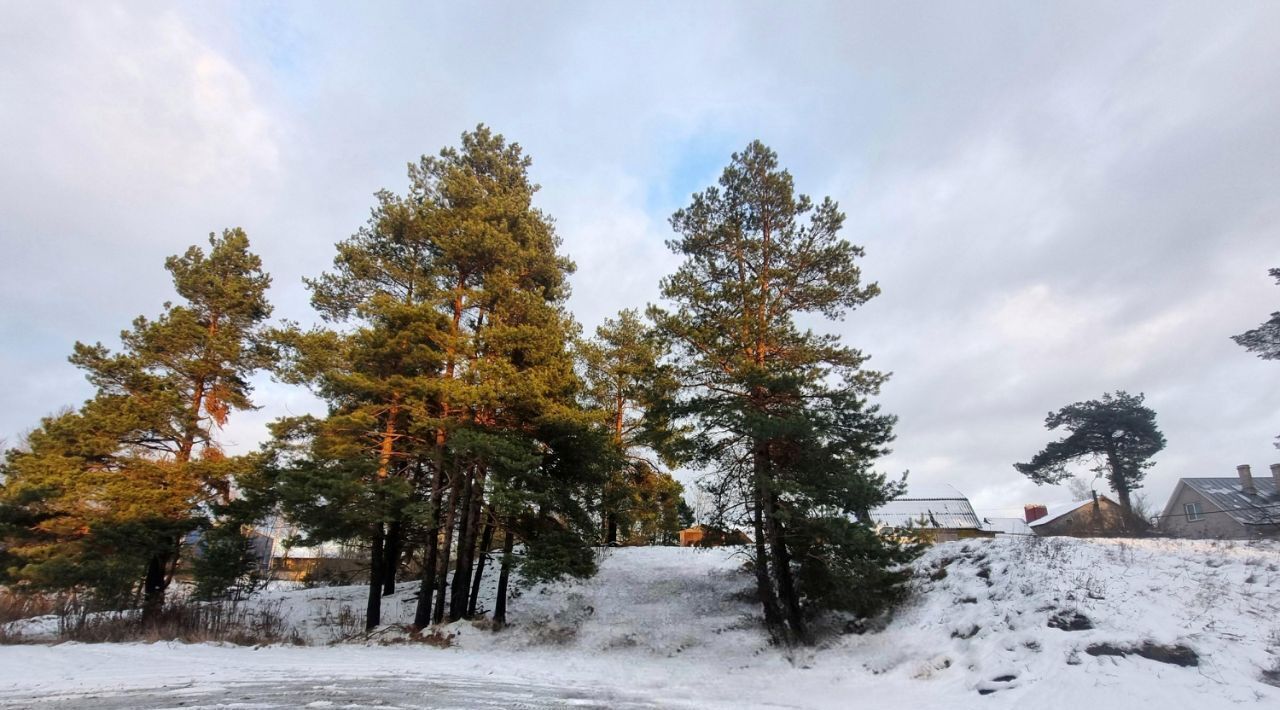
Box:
3;1;1279;519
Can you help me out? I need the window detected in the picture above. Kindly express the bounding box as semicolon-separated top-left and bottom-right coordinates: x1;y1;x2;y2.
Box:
1183;502;1204;522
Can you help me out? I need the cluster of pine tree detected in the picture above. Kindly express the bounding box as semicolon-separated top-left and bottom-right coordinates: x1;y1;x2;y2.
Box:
0;128;917;644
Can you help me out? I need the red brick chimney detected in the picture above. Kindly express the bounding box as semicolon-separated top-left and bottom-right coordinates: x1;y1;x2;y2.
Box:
1238;464;1257;496
1024;504;1048;523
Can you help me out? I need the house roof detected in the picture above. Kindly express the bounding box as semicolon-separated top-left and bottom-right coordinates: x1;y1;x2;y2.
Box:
1027;496;1117;528
871;485;983;530
1173;478;1280;526
981;517;1033;535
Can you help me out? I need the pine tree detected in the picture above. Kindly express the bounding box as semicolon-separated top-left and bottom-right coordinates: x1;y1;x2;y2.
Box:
1233;268;1280;447
418;128;603;623
275;184;446;630
578;309;685;545
652;141;916;644
0;229;273;613
268;125;603;631
1015;390;1166;517
1232;268;1280;360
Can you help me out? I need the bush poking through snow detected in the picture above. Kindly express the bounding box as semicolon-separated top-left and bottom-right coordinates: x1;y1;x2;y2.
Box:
1047;610;1093;631
1084;641;1199;667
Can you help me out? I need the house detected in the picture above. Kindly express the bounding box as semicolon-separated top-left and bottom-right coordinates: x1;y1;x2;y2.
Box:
1023;493;1142;537
871;485;993;542
1157;464;1280;539
258;517;367;581
181;528;275;571
981;517;1033;535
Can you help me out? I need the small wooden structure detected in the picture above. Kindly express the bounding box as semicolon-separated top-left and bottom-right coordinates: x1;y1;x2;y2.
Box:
678;525;752;547
678;526;704;546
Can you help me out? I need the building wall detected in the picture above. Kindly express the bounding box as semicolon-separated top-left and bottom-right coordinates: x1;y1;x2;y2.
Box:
678;527;704;547
678;527;751;547
1158;485;1255;539
271;556;367;582
1033;498;1140;537
916;528;994;543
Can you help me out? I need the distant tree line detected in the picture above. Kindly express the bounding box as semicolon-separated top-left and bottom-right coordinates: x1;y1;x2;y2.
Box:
0;127;917;645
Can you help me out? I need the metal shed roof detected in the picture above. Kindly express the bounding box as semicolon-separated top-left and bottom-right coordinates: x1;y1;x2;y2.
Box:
871;486;983;530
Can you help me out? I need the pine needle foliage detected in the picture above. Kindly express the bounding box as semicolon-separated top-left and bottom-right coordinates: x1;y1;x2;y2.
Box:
1014;390;1166;516
0;230;274;612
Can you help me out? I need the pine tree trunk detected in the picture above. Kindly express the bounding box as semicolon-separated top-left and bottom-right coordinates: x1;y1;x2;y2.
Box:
142;551;168;623
447;469;478;621
764;489;806;643
381;518;402;596
365;521;385;631
1114;482;1133;514
751;454;784;636
493;525;515;629
413;458;446;629
467;516;495;617
606;513;618;545
1104;446;1134;515
460;472;487;612
369;395;397;624
432;465;466;624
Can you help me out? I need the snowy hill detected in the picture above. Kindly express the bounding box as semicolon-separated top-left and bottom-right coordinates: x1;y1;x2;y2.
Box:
2;537;1279;708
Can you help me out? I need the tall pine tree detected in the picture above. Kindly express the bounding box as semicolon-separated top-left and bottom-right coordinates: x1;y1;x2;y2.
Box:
652;142;917;644
274;184;446;629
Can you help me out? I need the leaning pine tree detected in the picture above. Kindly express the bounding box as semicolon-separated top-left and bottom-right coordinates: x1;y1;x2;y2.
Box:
651;141;919;645
1015;390;1166;519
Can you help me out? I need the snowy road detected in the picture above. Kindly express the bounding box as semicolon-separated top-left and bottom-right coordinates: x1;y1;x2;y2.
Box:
0;676;671;709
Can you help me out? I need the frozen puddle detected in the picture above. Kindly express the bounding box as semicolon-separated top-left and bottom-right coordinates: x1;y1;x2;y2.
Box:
0;676;674;709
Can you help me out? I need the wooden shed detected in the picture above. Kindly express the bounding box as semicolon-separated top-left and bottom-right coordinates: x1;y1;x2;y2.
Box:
678;525;752;547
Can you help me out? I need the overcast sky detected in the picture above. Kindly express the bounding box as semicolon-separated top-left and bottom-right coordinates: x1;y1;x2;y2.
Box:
3;1;1278;520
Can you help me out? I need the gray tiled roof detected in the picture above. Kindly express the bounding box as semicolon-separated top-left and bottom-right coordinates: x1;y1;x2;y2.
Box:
1181;478;1280;526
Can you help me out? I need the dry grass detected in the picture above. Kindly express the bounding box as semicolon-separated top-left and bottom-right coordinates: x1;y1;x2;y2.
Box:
1;595;304;646
315;600;364;644
0;589;60;625
59;599;302;645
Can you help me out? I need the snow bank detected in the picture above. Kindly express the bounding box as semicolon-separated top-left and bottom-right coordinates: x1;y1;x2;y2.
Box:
2;537;1278;708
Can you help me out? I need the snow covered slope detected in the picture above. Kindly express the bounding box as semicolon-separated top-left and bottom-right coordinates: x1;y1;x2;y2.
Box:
2;537;1278;708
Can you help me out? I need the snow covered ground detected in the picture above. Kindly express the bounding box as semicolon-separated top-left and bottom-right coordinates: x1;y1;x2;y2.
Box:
2;537;1279;708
